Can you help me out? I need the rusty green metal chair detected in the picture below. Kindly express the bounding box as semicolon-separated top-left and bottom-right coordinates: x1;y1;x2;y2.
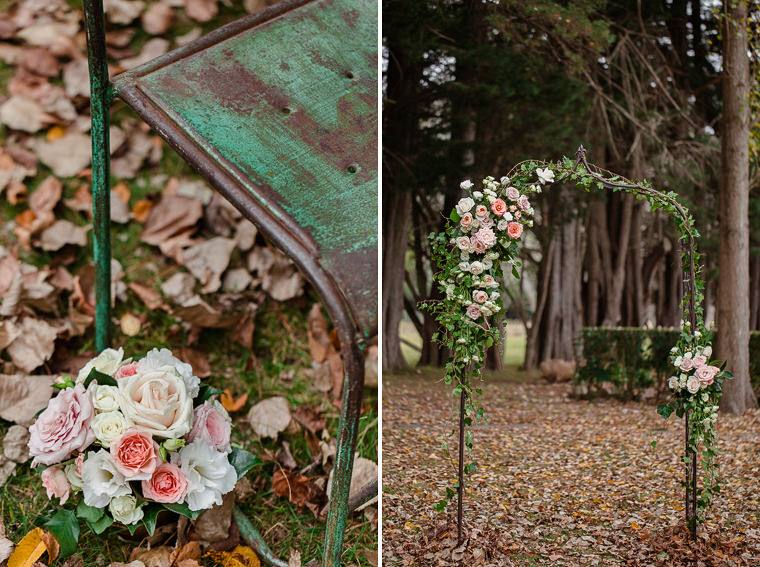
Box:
82;0;377;564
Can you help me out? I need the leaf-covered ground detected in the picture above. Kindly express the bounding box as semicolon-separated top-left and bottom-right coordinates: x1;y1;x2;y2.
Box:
382;369;760;566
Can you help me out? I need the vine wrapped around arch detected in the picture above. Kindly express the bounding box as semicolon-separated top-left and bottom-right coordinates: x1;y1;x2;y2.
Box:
421;149;732;528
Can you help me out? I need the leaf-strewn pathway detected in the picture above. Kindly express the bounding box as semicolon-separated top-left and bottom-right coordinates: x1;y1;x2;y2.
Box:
382;371;760;566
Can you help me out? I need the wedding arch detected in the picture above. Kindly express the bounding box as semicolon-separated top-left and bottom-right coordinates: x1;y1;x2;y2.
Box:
421;146;731;544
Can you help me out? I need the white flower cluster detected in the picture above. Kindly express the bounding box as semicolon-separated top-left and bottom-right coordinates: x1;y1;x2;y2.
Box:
667;345;719;396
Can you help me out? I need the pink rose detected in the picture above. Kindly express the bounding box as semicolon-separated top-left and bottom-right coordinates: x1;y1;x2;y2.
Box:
41;466;71;504
506;187;519;201
491;199;508;217
142;462;188;503
507;222;523;239
474;227;497;249
480;216;494;229
29;384;95;466
679;357;695;372
695;365;715;387
517;195;530;211
460;212;473;228
483;275;496;287
693;355;707;368
185;402;232;454
509;205;517;212
470;236;487;254
115;361;138;380
474;205;488;219
110;429;159;480
473;290;488;304
515;211;522;219
465;304;481;320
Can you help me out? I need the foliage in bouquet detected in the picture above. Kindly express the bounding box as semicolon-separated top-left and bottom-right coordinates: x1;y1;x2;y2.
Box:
27;348;259;556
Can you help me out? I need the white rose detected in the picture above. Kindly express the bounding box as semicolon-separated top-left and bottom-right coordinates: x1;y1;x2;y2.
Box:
686;376;700;394
473;191;483;199
674;356;683;368
76;348;124;383
482;259;493;270
81;449;131;508
91;384;120;412
109;494;144;525
536;167;555;184
460;252;470;262
703;346;712;357
174;440;237;511
138;348;200;398
469;261;484;275
679;374;687;388
92;411;128;445
460;180;474;191
497;219;508;231
500;176;509;185
118;366;194;439
458;261;470;272
668;376;679;390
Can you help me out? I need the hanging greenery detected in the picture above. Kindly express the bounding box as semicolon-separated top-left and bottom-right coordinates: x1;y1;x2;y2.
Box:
421;148;732;528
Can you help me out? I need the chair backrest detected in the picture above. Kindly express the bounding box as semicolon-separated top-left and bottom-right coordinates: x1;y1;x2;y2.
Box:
111;0;378;336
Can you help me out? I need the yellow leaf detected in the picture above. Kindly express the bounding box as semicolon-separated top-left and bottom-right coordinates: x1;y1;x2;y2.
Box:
113;181;131;203
220;389;248;412
45;126;66;142
7;527;47;567
204;545;261;567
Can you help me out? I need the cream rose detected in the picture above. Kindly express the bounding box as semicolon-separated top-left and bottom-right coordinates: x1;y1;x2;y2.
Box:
92;411;129;446
686;376;700;394
118;367;194;439
76;348;124;383
109;494;144;525
91;384;120;412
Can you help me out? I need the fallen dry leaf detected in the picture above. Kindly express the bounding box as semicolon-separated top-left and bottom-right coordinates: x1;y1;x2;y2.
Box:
6;318;58;373
247;247;303;301
104;0;145;24
128;282;164;310
364;345;378;388
184;0;218;22
307;304;331;363
39;220;88;251
32;132;91;177
248;397;290;439
119;312;141;336
6;179;26;205
292;406;326;435
172;295;240;329
63;59;89;98
141;2;174;35
0;518;13;563
176;347;210;378
272;469;324;516
0;95;53;133
287;549;300;567
110;190;131;224
192;493;233;544
0;374;56;425
119;37;169;70
40;531;59;563
222;267;252;292
28;176;61;214
275;441;298;470
132;198;153;222
142;195;203;247
19;47;59;78
2;425;30;463
220;389;248;412
181;237;236;294
205;546;260;567
129;546;171;567
7;527;47;567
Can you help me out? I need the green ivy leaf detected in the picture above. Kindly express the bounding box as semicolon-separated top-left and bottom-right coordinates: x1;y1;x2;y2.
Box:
657;404;674;419
44;509;80;558
86;513;113;535
196;384;224;404
83;368;117;388
76;500;105;523
163;502;203;520
141;504;163;536
229;447;261;480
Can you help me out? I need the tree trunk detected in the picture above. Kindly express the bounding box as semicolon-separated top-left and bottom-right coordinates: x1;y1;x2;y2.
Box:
382;190;411;370
717;0;756;413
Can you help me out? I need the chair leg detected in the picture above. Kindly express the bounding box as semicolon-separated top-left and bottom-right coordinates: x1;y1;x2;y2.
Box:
83;0;112;352
322;340;366;567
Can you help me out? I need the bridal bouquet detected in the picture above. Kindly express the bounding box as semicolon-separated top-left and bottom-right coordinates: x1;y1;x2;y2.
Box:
27;347;257;549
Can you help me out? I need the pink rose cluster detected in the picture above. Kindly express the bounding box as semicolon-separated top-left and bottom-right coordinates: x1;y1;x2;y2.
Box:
28;348;241;529
668;345;721;395
453;174;540;321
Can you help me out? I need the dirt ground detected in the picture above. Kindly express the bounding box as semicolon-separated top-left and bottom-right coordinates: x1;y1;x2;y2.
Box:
382;370;760;566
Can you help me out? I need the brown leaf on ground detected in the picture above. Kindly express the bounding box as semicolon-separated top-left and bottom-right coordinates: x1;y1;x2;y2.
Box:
119;38;168;70
327;348;343;399
6;180;26;204
292;406;326;435
168;541;202;565
131;198;153;222
141;2;174;34
0;374;55;425
0;320;21;350
129;546;171;567
32;132;91;177
191;493;233;544
141;195;203;247
181;237;236;294
39;531;58;563
63;59;89;98
128;282;164;310
110;190;131;224
19;47;59;78
2;425;30;463
104;0;145;25
0;96;54;133
306;304;330;363
275;441;298;470
39;220;88;251
176;348;210;378
327;456;377;507
248;397;291;439
272;469;324;515
184;0;218;22
6;318;58;373
246;247;303;301
63;185;92;213
364;345;378;388
172;296;239;329
231;315;255;349
29;176;62;214
0;518;13;563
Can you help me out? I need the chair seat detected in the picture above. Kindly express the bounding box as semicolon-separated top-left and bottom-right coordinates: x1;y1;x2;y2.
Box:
111;0;378;334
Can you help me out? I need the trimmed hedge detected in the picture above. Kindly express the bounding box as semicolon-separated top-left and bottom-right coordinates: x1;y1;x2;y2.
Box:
575;327;760;400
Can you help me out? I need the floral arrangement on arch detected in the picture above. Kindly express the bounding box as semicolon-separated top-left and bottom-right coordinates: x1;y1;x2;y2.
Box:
27;347;257;551
424;155;729;522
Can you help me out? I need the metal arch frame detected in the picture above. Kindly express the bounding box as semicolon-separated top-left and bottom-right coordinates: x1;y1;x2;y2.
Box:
83;1;375;565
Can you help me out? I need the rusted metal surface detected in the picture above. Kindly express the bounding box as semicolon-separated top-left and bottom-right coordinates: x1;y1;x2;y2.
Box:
111;0;378;336
101;1;378;564
83;0;112;353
